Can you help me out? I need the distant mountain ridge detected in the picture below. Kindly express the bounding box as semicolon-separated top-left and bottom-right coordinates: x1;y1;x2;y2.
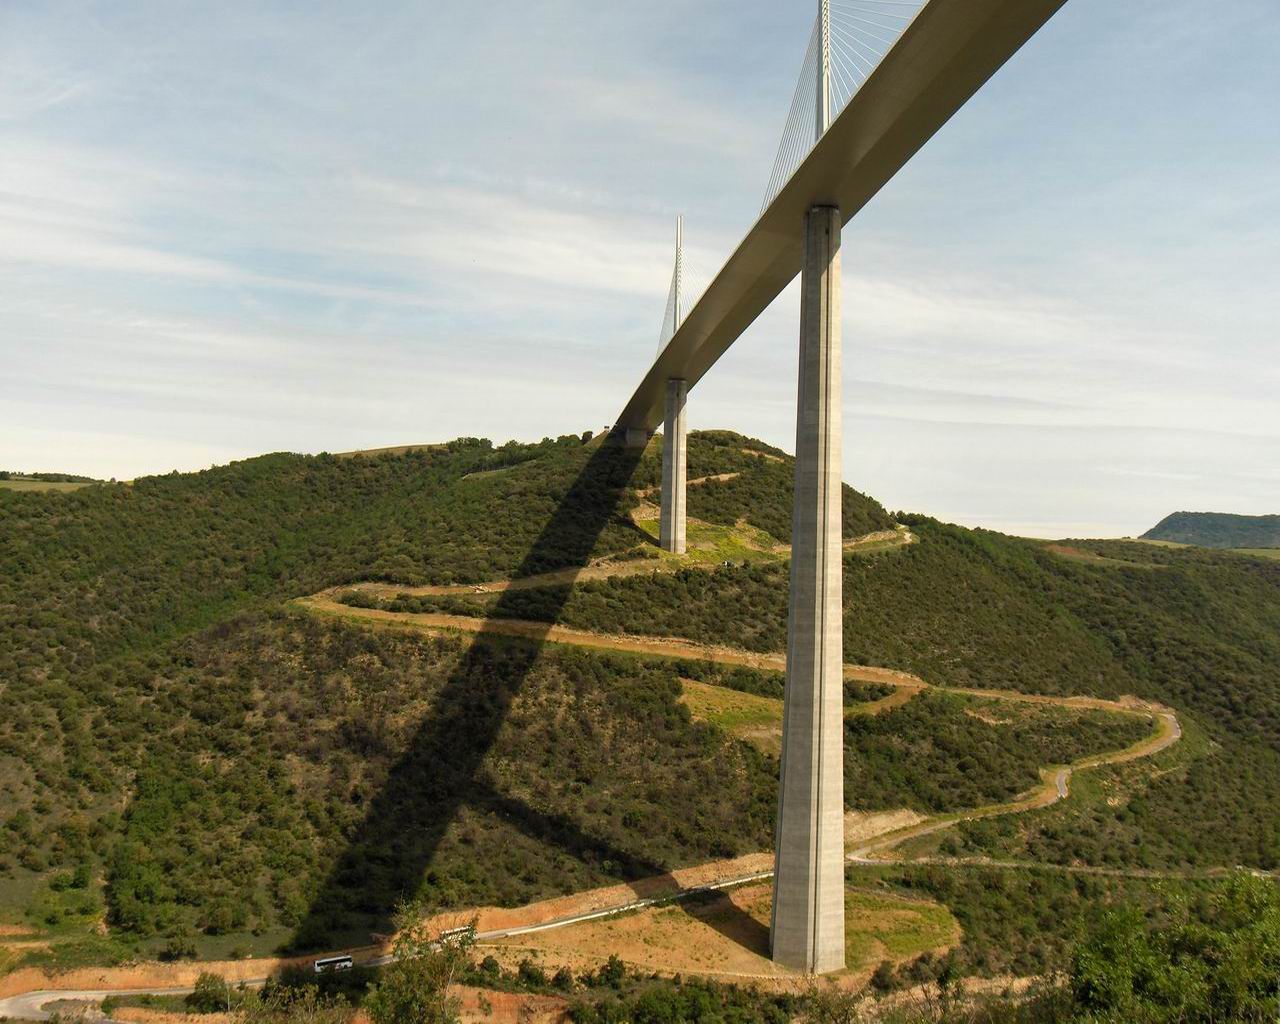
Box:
1143;511;1280;549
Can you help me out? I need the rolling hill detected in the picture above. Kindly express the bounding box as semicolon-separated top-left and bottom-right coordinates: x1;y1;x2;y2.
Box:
1;429;1278;1013
1142;510;1280;549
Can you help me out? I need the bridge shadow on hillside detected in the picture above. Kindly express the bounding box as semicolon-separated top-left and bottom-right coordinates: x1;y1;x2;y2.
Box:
289;437;769;960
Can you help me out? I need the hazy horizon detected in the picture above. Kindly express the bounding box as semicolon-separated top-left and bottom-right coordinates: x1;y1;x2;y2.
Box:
2;0;1276;538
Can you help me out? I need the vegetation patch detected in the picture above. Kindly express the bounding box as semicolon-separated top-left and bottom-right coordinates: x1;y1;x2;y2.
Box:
3;425;1278;1004
633;515;783;567
678;679;783;742
844;691;1150;816
844;888;958;970
1233;546;1280;560
50;615;777;953
0;478;99;492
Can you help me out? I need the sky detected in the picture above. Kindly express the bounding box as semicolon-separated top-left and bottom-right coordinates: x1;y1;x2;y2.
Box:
1;0;1276;538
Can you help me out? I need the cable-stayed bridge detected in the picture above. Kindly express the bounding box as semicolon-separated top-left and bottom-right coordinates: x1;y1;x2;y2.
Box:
614;0;1068;973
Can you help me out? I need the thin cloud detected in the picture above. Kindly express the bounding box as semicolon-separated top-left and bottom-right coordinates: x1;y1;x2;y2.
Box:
0;0;1275;536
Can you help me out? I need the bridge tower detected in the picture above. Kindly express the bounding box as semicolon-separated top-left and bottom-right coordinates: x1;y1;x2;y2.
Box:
771;0;846;974
659;217;688;554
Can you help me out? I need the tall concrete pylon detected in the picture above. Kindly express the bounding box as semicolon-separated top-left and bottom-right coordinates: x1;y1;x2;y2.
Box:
659;378;687;553
659;217;688;554
771;0;845;975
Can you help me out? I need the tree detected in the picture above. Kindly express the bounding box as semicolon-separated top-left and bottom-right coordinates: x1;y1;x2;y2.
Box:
187;972;233;1013
804;980;864;1024
363;906;475;1024
869;960;896;993
552;966;575;992
517;958;547;987
160;930;198;961
238;986;351;1024
596;954;625;990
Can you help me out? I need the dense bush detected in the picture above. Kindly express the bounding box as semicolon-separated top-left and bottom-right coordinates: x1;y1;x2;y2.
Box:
844;692;1149;814
99;614;777;945
391;515;1280;870
0;438;644;872
568;976;795;1024
877;874;1280;1023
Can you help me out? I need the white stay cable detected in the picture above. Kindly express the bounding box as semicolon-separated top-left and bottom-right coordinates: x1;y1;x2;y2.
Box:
759;0;930;211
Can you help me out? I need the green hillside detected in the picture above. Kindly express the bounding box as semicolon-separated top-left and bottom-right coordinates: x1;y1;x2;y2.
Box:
0;432;894;956
356;521;1280;874
1142;510;1280;548
2;429;1278;1007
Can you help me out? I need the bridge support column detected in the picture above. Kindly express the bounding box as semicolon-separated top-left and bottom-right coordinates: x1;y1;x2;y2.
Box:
659;379;688;554
771;204;845;974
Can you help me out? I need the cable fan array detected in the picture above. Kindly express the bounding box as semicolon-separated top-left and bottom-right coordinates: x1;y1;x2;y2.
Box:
657;219;683;353
761;0;929;211
656;218;705;355
659;2;927;355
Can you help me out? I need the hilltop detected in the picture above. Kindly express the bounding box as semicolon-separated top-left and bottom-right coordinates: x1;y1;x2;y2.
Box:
1;429;1278;1010
0;470;102;493
1142;510;1280;549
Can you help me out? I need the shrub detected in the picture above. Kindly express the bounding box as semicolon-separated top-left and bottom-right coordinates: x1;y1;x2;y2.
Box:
552;966;575;991
517;958;547;987
186;972;231;1013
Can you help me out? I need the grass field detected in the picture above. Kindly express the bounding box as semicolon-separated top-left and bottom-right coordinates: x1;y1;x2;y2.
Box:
1043;543;1163;569
844;888;958;968
0;479;96;492
485;880;956;981
1133;536;1280;560
679;679;786;755
634;515;784;567
330;443;444;459
1234;547;1280;560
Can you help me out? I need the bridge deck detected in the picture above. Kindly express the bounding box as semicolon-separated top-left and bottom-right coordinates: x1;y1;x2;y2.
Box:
615;0;1067;435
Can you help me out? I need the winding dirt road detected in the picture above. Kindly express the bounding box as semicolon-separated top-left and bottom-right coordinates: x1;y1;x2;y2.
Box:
297;518;1185;876
1;525;1190;1017
301;588;1182;867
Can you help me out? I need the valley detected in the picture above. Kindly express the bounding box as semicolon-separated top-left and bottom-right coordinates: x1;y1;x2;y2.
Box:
1;431;1278;1019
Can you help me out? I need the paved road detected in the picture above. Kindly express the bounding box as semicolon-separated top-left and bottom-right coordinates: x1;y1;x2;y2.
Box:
0;986;199;1023
0;872;774;1021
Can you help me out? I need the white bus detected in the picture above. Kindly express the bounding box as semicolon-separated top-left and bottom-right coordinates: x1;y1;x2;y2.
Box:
313;955;354;974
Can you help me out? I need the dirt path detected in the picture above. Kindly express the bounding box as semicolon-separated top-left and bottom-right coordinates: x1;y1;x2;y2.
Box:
0;658;1182;1008
848;709;1181;862
301;572;1180;867
1;529;1186;1007
298;593;928;722
635;471;741;499
317;524;915;605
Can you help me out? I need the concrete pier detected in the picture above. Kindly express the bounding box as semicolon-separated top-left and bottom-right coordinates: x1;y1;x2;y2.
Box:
770;204;845;974
659;379;688;554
